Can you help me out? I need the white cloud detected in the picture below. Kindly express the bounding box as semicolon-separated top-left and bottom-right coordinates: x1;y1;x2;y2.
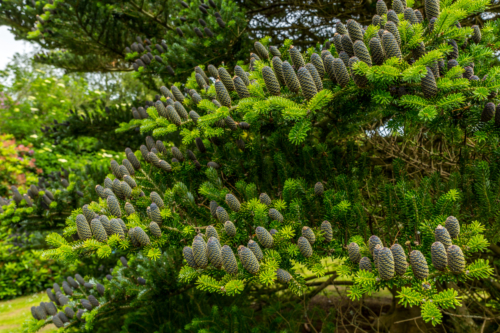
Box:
0;26;36;70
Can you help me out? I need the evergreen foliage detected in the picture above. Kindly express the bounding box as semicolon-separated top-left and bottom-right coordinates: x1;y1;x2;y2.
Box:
16;0;500;331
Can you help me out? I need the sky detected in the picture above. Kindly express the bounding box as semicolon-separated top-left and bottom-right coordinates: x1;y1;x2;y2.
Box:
0;26;36;70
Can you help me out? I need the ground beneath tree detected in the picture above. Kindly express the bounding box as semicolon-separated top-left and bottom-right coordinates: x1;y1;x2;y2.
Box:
308;285;444;333
0;293;56;333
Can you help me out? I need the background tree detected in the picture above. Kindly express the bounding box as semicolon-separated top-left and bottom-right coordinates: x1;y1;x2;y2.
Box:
20;1;500;332
0;0;248;86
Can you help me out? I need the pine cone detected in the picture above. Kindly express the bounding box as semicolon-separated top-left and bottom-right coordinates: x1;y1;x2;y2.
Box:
75;273;86;285
76;214;92;240
321;221;333;242
393;0;404;12
52;314;64;328
448;40;459;60
414;10;424;23
43;301;57;316
269;45;281;57
238;246;260;274
67;276;78;288
321;49;332;62
349;57;368;88
336;22;348;35
208;161;220;169
183;246;198;269
224;221;237;237
216;206;230;222
262;66;281;96
235;65;250;85
370;37;385;65
310;53;325;78
124;202;135;215
373;244;382;268
445;216;460;238
123;176;137;190
206;225;219;240
160;86;174;100
372;15;381;27
216;17;226;28
195;66;210;85
76;309;85;321
150;203;162;223
323;55;337;83
207;237;223;268
422;67;438;99
122;159;135;176
236;139;246;150
189;110;200;124
376;0;388;15
127;152;141;170
269;208;284;222
225;116;238;130
218;67;235;91
149;192;164;209
410;250;429;279
369;235;383;255
333;58;350;87
191;238;208;269
107;196;122;218
289;45;305;69
298;236;313;258
256;226;274;248
248;240;264;261
425;0;440;19
385;21;401;47
98;215;112;236
480;102;495;122
348;242;361;263
122;181;133;199
346;19;364;42
435;224;452;247
225;194;241;212
259;193;272;205
282;61;301;92
166;105;182;126
88;295;99;308
341;34;354;57
339;51;350;68
254;41;269;59
390;244;408;275
134;227;150;246
234;76;250;99
221;245;238;274
91;218;108;242
359;257;372;271
202;64;216;80
463;66;474;80
472;25;482;44
276;268;292;283
272;56;286;85
297;67;318;100
170;147;183;161
448;245;465;273
215;80;232;107
404;8;418;24
170;85;184;102
65;306;75;319
298;227;315;246
431;241;448;271
378;247;395;280
333;33;343;53
382;31;402;60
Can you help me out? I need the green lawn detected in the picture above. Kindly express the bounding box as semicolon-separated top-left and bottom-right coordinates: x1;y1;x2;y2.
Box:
0;293;57;333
